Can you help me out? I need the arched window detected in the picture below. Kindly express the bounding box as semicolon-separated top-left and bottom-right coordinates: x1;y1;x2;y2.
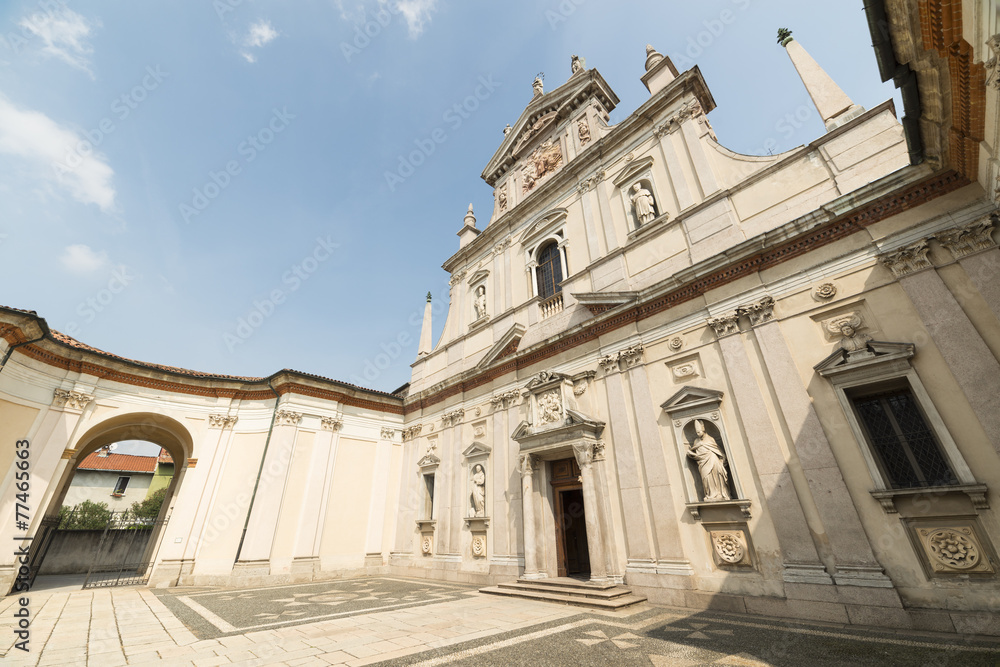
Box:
535;242;563;299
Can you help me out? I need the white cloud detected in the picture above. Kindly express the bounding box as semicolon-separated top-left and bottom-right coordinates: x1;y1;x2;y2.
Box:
239;20;278;63
0;96;117;211
395;0;437;38
60;244;108;274
333;0;436;38
19;8;99;76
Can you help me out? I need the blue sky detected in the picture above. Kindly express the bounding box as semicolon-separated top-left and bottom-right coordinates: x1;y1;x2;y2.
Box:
0;0;900;405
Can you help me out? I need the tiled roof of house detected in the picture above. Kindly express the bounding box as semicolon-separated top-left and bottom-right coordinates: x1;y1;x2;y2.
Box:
157;448;173;464
77;452;157;473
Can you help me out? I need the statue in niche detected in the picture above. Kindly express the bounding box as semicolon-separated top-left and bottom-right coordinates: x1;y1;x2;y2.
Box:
630;182;657;225
473;285;487;320
829;315;872;359
577;118;591;146
686;419;731;502
469;463;486;517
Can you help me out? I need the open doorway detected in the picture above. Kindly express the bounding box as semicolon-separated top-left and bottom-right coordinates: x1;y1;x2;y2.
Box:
550;457;590;579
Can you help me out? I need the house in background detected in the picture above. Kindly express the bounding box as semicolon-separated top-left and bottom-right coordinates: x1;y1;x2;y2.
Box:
63;448;157;510
146;448;175;500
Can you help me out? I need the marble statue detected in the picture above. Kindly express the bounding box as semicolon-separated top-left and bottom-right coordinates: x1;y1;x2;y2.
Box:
473;285;487;320
686;420;731;501
630;182;656;225
571;55;585;74
469;463;486;517
537;389;563;424
503;124;512;136
532;76;544;97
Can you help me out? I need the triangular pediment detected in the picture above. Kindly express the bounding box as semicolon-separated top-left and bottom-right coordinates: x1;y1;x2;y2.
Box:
814;341;915;375
482;69;619;187
417;453;441;468
463;441;492;458
571;291;638;315
475;323;526;370
661;386;724;415
467;269;489;286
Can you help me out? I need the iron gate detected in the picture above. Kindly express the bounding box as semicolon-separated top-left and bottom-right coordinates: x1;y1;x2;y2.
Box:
82;510;169;589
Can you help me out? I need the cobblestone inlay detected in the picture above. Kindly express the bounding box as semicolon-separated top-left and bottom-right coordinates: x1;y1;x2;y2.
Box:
373;606;1000;667
152;576;477;638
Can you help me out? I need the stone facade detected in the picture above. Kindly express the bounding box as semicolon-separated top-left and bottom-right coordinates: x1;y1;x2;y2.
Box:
2;4;1000;637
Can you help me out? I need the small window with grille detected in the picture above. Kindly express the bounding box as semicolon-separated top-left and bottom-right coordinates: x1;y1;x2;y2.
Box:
848;385;958;489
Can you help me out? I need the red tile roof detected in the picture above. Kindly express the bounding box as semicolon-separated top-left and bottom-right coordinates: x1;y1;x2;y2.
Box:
77;452;157;473
157;447;173;464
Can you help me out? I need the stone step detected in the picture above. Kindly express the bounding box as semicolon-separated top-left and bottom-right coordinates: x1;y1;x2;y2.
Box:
515;576;619;591
498;581;633;599
480;585;647;610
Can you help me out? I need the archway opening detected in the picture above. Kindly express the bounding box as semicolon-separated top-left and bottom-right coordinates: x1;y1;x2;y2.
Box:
25;413;191;592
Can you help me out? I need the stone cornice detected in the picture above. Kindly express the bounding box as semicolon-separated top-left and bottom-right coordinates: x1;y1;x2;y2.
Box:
404;169;966;413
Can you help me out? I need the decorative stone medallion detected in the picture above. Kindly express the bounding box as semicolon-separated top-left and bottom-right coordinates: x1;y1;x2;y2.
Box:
813;282;837;300
709;530;751;567
668;336;683;351
537;389;563;424
712;531;745;564
922;527;979;570
911;523;995;576
471;535;486;558
421;536;433;555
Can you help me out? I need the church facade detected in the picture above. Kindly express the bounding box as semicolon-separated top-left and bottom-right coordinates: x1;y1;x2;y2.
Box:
3;1;1000;635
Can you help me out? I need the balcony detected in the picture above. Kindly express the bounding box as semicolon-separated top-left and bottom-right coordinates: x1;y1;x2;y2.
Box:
540;293;564;319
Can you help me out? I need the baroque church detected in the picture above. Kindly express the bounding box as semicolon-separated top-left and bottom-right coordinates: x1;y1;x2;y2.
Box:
3;1;1000;635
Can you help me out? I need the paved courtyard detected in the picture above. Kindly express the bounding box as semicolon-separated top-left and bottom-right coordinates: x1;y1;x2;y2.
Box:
1;576;998;666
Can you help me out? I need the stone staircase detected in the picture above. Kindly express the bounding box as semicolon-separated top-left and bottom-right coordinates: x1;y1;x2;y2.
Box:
480;577;646;610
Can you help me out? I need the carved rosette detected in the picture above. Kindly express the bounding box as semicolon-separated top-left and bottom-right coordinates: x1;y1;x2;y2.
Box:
936;216;998;259
380;427;397;440
737;296;775;327
275;410;302;426
209;414;238;429
321;416;344;431
711;531;747;565
707;314;740;338
814;283;838;300
923;527;980;571
668;336;683;351
877;240;933;278
52;389;95;411
490;389;521;410
471;534;487;558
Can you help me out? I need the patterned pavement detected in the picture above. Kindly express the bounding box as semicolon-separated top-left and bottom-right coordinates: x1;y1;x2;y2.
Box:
1;576;998;666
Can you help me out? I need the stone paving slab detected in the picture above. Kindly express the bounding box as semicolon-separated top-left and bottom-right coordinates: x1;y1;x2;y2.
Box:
0;576;997;666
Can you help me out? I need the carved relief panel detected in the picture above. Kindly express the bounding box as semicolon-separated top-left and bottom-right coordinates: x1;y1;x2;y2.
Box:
903;517;997;578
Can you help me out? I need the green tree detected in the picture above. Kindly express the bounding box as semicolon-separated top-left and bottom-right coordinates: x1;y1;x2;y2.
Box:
58;500;113;529
130;487;167;521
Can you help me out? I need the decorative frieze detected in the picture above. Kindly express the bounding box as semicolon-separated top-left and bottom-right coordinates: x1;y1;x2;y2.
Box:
490;389;521;410
52;388;94;411
208;414;238;429
936;216;998;259
707;314;740;338
877;240;933;278
275;410;302;426
441;408;465;427
380;427;396;439
402;424;422;440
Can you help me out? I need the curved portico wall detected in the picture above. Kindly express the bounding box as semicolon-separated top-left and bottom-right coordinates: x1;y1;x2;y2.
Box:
0;308;404;590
